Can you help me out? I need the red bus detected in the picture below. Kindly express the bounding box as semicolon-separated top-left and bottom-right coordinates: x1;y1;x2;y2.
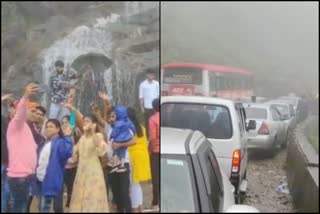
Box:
161;62;254;100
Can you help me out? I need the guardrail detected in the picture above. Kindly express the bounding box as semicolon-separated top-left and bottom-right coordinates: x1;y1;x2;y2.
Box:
286;116;319;212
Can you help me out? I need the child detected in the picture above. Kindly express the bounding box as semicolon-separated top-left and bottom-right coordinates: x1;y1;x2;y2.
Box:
110;106;135;173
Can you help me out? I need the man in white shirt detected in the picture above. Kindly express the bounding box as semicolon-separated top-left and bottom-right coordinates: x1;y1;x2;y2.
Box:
139;69;159;138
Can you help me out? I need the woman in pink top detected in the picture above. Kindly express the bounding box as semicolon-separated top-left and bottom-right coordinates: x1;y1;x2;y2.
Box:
148;98;160;211
6;83;39;213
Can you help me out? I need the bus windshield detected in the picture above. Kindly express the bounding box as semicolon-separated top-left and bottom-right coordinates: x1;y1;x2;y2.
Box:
163;67;202;85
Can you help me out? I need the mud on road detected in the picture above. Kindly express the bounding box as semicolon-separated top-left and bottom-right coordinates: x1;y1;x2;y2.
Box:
243;148;296;212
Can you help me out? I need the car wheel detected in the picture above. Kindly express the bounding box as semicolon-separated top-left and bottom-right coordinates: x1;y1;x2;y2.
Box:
269;136;278;156
234;186;241;204
234;184;246;204
240;170;247;203
234;176;246;204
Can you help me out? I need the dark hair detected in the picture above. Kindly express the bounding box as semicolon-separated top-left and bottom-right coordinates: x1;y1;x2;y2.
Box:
84;114;98;123
62;115;70;122
46;119;64;138
83;114;99;132
152;98;160;112
55;60;64;67
35;105;46;115
127;107;143;137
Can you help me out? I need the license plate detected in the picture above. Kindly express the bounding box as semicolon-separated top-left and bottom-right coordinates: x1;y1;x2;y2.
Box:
169;85;194;95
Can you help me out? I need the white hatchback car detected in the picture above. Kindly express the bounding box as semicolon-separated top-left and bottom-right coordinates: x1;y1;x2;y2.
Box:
243;103;288;151
161;96;256;203
161;127;259;212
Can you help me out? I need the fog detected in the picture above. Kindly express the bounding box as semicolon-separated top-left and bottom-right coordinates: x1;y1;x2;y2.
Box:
161;2;318;97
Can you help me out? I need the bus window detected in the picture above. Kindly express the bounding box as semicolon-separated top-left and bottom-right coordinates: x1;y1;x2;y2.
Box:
233;76;239;90
250;76;254;88
245;76;249;89
215;75;220;91
221;76;226;90
226;75;232;90
209;72;216;91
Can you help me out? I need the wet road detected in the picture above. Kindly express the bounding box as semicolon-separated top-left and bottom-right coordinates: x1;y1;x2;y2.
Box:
243;148;296;212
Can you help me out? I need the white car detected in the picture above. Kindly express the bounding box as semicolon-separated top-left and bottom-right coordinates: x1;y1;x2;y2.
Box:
266;100;297;136
161;127;259;212
243;103;288;151
161;96;256;203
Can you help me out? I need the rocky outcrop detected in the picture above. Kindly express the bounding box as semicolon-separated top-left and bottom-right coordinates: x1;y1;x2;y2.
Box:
2;2;159;110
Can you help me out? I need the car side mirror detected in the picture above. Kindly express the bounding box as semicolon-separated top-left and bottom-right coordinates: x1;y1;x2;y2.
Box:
246;120;256;131
225;205;259;212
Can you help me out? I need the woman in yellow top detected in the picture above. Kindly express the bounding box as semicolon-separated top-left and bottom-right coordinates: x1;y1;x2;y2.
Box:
127;107;151;212
68;114;109;212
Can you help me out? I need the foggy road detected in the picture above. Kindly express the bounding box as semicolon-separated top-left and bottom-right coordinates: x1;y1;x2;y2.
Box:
243;148;296;212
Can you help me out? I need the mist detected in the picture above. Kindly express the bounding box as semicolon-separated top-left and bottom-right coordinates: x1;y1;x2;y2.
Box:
161;2;318;97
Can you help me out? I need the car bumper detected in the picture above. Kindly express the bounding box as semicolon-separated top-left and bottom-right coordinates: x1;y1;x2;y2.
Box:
247;135;274;150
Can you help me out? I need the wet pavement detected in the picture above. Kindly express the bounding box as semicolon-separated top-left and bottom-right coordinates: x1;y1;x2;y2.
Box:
243;148;296;212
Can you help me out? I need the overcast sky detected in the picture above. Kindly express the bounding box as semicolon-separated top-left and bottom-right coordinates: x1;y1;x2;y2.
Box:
161;2;318;95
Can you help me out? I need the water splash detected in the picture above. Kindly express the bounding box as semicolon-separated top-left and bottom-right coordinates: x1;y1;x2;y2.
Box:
124;1;159;22
39;17;115;109
38;3;159;111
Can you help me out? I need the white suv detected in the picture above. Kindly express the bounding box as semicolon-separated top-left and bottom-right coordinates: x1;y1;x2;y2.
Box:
161;96;256;203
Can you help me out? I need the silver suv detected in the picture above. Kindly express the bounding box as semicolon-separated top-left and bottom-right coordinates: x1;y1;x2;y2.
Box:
161;127;259;212
161;96;256;203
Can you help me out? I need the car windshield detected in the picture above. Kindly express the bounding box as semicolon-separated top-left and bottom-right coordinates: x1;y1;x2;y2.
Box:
245;107;268;119
161;103;233;139
161;155;197;212
273;104;289;115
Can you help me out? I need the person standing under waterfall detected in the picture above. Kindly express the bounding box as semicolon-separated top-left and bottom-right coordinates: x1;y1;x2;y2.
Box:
139;69;159;138
78;64;108;115
49;60;77;121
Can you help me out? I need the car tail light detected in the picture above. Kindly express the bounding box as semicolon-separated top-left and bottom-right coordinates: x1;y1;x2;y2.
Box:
258;122;269;135
162;91;168;96
232;149;241;173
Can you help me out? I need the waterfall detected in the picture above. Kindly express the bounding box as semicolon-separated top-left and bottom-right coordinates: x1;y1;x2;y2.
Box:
124;2;158;22
39;15;118;109
37;2;159;111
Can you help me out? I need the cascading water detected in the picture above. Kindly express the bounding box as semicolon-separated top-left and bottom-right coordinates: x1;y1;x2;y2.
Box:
124;2;158;22
39;15;118;112
37;2;159;113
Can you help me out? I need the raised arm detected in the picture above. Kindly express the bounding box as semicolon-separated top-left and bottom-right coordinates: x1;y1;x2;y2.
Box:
98;92;112;120
64;103;85;133
91;102;107;129
112;136;136;151
1;94;14;105
11;83;39;130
